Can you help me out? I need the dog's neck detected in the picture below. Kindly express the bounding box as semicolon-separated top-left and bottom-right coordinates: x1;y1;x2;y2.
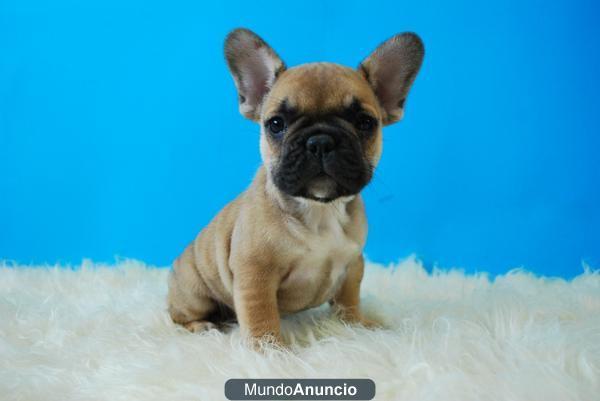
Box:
260;166;356;232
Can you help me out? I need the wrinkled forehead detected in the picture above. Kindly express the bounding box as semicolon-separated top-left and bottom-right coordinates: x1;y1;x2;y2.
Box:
262;63;381;119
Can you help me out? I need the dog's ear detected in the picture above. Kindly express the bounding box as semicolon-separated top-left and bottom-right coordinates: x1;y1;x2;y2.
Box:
359;33;424;125
224;28;286;121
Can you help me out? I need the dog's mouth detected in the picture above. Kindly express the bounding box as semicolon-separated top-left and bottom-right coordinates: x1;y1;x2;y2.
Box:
304;174;338;202
273;151;373;200
281;168;362;203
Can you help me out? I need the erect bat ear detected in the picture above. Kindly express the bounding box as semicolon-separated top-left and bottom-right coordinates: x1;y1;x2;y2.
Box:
224;28;286;121
359;33;425;125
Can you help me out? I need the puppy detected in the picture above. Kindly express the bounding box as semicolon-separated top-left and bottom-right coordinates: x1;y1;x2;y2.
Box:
168;28;424;345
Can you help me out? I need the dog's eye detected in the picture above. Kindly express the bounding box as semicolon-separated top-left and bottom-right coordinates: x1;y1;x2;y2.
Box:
266;116;286;136
356;115;376;131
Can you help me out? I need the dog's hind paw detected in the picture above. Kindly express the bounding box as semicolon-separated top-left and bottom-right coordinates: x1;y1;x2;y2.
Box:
184;320;218;333
355;316;382;329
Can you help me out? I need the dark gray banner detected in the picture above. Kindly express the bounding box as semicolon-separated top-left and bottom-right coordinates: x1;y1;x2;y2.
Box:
224;379;375;400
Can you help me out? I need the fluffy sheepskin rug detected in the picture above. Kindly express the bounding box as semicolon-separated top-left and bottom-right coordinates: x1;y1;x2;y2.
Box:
1;257;599;401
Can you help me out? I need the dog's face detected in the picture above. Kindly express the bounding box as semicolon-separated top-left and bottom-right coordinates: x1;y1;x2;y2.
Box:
225;29;424;202
259;64;383;202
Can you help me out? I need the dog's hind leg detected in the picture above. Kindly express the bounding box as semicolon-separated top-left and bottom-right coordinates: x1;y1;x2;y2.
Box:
168;277;218;333
167;251;219;333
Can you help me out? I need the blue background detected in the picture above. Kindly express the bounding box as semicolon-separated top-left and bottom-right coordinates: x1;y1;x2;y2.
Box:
1;0;598;277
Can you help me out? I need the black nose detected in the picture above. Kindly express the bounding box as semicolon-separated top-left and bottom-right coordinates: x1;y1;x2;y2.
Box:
306;134;335;157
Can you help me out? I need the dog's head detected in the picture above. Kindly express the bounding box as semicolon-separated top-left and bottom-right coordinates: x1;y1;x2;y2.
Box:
225;28;424;202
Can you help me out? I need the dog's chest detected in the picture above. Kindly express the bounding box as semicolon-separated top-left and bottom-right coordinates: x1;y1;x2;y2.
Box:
278;202;362;312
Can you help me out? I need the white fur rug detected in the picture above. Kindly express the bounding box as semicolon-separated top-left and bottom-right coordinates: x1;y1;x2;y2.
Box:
1;258;599;401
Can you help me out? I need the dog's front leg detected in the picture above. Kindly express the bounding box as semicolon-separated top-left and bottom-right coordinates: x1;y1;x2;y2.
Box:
233;266;283;347
332;255;379;328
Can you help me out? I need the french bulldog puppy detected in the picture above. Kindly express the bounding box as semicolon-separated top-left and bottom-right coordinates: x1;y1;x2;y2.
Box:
168;28;424;345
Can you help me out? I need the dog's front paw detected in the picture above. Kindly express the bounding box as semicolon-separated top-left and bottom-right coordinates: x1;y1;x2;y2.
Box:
245;333;287;352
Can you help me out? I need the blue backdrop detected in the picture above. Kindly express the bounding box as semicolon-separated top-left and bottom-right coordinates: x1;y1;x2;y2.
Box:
1;0;598;277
